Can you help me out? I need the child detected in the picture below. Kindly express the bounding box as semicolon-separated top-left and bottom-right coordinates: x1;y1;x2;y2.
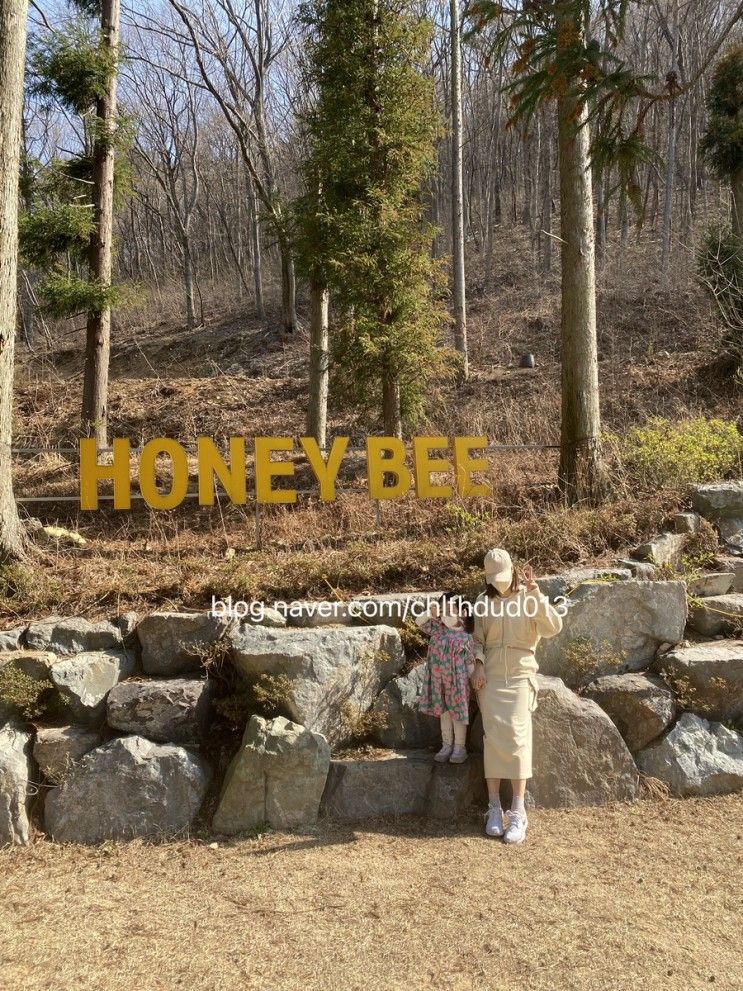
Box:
415;591;476;764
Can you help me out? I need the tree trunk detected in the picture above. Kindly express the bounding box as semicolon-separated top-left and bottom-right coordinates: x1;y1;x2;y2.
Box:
81;0;120;448
540;110;553;275
0;0;29;561
306;276;329;449
280;241;297;334
594;168;606;262
732;165;743;239
382;377;402;440
556;5;606;506
182;233;197;331
660;0;679;282
450;0;468;379
248;183;264;318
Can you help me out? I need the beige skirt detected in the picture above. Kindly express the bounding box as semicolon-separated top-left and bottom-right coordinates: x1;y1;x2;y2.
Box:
477;674;539;780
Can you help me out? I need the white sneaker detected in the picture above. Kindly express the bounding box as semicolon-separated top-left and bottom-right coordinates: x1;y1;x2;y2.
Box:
504;809;528;844
484;803;505;837
434;743;454;762
449;746;468;764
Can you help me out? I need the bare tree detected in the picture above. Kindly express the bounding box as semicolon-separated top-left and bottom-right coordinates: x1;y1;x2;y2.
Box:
555;1;607;503
128;40;203;330
164;0;298;333
0;0;28;560
82;0;121;447
450;0;468;379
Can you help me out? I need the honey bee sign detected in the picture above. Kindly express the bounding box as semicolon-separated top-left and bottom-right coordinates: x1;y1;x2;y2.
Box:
78;436;494;509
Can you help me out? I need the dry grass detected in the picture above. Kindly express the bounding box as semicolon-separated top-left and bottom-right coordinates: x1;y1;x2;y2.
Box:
0;489;681;623
0;795;741;991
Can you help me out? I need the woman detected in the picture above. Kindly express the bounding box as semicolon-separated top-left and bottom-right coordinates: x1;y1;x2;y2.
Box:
470;548;563;844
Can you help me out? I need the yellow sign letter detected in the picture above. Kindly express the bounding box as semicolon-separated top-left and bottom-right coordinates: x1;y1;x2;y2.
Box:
413;436;453;499
453;436;492;498
197;437;247;506
79;437;132;510
300;436;349;501
366;437;412;500
254;437;297;504
139;438;190;509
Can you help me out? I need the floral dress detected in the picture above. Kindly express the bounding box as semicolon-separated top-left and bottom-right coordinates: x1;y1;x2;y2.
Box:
417;615;476;724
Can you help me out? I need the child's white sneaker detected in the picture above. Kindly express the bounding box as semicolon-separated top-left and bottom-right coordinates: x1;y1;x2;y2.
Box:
503;810;528;844
484;802;505;837
434;743;454;762
449;746;468;764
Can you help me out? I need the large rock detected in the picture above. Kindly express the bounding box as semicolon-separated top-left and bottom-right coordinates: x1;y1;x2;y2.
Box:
137;612;233;675
369;664;440;748
0;723;34;845
653;640;743;726
535;568;632;601
689;481;743;551
229;625;405;745
285;592;442;629
670;512;702;534
582;673;676;751
107;678;214;744
33;726;101;784
48;650;137;723
718;517;743;550
714;555;743;593
528;676;639;808
614;559;658;580
212;715;330;833
44;735;211;843
689;480;743;518
536;580;687;683
0;628;24;651
687;573;735;598
25;616;123;655
636;713;743;796
322;751;432;819
630;532;687;568
687;593;743;637
321;750;485;821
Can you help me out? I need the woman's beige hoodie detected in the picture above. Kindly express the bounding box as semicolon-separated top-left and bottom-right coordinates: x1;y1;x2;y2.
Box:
472;585;563;685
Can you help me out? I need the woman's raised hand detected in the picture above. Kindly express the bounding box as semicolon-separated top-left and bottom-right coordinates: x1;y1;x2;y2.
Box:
522;564;538;591
470;661;486;691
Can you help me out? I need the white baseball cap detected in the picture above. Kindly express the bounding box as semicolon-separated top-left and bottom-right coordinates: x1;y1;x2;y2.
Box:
483;547;513;583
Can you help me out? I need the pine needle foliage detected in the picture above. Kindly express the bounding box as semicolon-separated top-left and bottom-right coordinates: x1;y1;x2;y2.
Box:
700;44;743;180
28;21;118;116
466;1;660;215
22;4;131;320
296;0;454;428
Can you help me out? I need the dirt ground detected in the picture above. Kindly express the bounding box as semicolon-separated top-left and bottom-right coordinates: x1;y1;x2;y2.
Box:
1;794;741;991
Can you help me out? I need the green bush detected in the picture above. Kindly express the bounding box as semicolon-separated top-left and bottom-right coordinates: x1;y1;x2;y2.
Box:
0;662;70;722
607;418;743;488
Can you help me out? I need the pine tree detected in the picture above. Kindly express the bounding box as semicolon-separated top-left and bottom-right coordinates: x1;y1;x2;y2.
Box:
22;0;124;447
699;45;743;375
467;0;646;505
701;45;743;239
296;0;453;438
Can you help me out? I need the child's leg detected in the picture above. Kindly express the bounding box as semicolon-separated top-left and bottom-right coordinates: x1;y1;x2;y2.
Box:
448;715;469;763
452;717;467;748
440;710;454;744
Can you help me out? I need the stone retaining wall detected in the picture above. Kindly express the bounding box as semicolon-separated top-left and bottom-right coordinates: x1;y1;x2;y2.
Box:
2;479;743;845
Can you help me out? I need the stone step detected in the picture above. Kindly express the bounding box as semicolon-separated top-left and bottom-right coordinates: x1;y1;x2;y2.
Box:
321;749;486;822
